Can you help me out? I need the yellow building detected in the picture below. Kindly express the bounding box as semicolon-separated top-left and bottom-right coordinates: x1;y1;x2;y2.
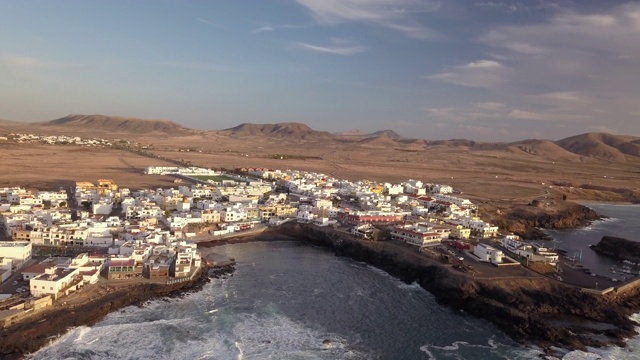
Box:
97;179;118;196
450;226;471;239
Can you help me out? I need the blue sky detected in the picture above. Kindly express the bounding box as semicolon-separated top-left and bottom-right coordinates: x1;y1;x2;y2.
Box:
1;0;639;141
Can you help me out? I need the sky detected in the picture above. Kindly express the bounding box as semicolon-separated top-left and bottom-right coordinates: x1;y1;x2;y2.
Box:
1;0;639;141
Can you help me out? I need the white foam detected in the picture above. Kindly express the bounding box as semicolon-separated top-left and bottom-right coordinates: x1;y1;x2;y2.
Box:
421;338;544;360
418;345;437;360
27;287;370;360
397;281;424;291
562;350;601;360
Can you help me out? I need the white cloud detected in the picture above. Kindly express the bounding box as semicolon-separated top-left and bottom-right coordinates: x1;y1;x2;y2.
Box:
474;2;528;13
508;109;590;122
252;26;274;34
533;91;587;103
480;4;640;60
426;107;454;117
507;109;552;121
426;59;507;88
475;102;507;111
294;0;439;39
197;18;225;29
439;3;640;135
295;39;367;55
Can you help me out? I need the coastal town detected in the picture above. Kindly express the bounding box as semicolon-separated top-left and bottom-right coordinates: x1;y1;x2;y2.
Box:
0;164;586;329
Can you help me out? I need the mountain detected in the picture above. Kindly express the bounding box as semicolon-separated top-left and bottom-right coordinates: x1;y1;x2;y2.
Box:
4;114;640;163
555;133;640;161
334;129;369;136
357;135;400;148
220;122;334;140
504;139;582;161
369;130;402;139
44;114;193;135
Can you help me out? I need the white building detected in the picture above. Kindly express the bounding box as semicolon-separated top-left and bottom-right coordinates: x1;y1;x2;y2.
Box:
474;243;503;264
390;223;442;247
0;241;32;263
30;267;81;299
92;200;113;215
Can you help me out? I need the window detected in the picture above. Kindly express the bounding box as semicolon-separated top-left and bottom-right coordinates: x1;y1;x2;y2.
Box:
50;287;53;290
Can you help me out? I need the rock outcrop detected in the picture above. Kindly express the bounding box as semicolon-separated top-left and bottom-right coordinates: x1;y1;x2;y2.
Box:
591;236;640;263
271;223;640;352
501;203;601;239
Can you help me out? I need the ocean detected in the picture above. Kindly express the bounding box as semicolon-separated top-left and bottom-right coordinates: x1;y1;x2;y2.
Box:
27;205;640;360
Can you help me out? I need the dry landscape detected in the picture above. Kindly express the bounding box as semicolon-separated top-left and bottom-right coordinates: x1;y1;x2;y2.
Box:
1;114;639;211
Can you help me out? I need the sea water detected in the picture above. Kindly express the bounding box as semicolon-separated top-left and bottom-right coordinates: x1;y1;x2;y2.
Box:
28;204;640;359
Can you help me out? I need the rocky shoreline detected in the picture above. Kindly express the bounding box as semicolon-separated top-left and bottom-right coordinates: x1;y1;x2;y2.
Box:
500;202;602;239
0;265;215;360
591;236;640;263
268;223;640;353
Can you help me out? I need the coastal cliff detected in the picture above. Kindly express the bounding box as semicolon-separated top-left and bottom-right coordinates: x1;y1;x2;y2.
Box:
500;202;601;239
591;236;640;263
271;223;640;352
0;268;211;360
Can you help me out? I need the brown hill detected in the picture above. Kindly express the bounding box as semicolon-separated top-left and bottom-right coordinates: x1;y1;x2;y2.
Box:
334;129;369;136
357;135;399;148
426;139;500;150
44;114;192;135
370;130;402;139
220;122;334;140
504;139;582;161
555;133;640;161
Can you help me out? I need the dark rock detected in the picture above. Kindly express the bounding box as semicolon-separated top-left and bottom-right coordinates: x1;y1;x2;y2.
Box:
591;236;640;263
502;203;601;240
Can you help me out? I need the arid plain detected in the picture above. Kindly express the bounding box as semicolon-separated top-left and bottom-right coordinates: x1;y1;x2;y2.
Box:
1;115;639;214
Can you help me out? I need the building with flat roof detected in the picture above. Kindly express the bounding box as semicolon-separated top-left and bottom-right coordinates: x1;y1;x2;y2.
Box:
30;267;81;299
0;241;32;263
474;243;503;264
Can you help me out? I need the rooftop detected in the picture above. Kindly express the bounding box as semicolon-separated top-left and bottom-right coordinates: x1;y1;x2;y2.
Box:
33;268;75;282
0;241;30;248
110;259;135;267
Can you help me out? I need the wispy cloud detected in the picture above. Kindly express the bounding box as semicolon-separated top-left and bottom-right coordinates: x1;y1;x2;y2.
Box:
470;3;640;133
0;54;84;69
197;18;225;29
426;60;508;88
252;26;274;34
507;109;589;122
425;102;590;125
294;0;440;39
532;91;588;104
157;61;241;73
474;2;528;13
295;38;367;56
